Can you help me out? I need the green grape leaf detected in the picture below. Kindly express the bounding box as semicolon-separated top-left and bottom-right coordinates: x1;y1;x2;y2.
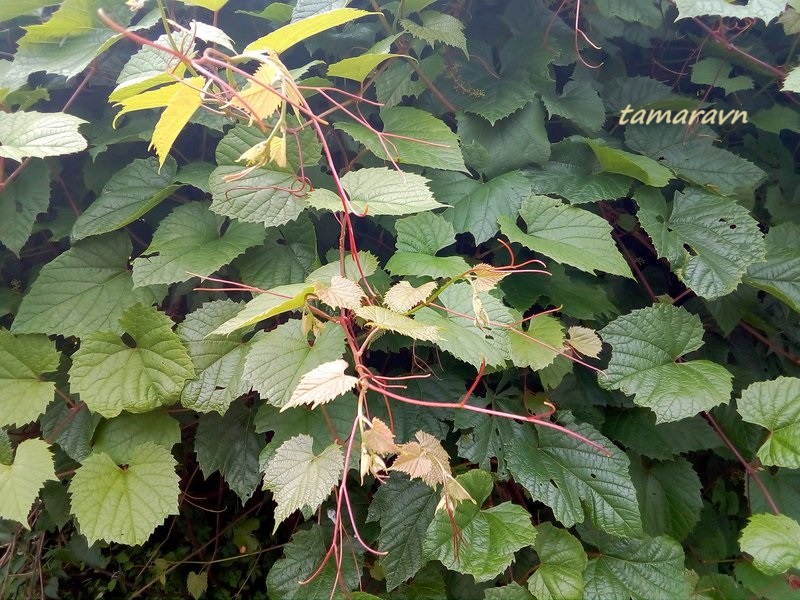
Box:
740;513;800;575
629;455;702;540
415;283;514;368
92;412;181;465
584;139;673;187
385;253;470;279
737;377;800;468
40;402;100;464
69;442;179;545
0;330;59;428
131;201;264;287
423;470;537;582
458;101;550;179
498;195;632;278
0;111;87;161
6;1;134;84
244;319;346;409
437;171;531;245
195;403;265;503
625;124;765;196
541;80;606;132
744;223;800;313
72;157;180;241
461;73;538;126
400;11;468;55
336;106;467;172
0;438;56;528
691;57;754;95
354;305;441;342
0;159;50;256
12;233;165;338
69;304;195;418
367;474;439;590
327;53;403;83
528;523;588;600
507;413;644;536
509;314;565;371
266;524;363;600
178;300;254;414
292;0;349;22
374;59;429;109
110;32;193;102
600;304;733;423
584;534;691;600
210;283;314;336
263;434;344;531
307;168;445;216
209;166;307;228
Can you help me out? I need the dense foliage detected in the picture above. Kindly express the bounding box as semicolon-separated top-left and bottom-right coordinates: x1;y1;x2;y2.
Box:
2;0;800;598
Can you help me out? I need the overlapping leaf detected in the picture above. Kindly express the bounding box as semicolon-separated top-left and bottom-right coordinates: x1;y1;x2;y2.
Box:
600;304;733;423
0;438;56;528
737;377;800;468
0;330;59;427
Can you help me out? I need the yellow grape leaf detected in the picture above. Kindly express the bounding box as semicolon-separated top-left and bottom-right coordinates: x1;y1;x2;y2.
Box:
113;81;186;126
150;77;205;168
383;280;436;313
282;359;358;411
567;325;602;358
177;0;229;10
244;8;374;54
231;61;283;122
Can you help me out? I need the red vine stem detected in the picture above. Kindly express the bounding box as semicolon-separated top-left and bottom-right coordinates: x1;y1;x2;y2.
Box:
703;411;780;516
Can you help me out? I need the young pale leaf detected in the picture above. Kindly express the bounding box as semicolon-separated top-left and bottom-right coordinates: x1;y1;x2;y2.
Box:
354;305;441;342
306;251;379;284
283;359;358;410
262;434;344;531
12;233;165;338
211;283;314;336
0;159;50;256
566;325;602;358
415;283;514;368
674;0;786;23
363;417;397;455
738;377;800;468
229;61;283;122
132;201;264;287
0;330;59;428
0;111;87;162
383;281;437;313
390;431;453;487
509;314;565;371
739;513;800;575
316;275;365;310
584;139;673;187
784;65;800;92
0;439;56;528
69;304;195;418
367;475;439;590
69;442;179;545
245;7;373;52
498;195;632;278
423;470;536;582
178;300;254;414
72;157;180;240
528;523;588;600
583;534;691;599
209;166;307;228
600;304;733;423
336;107;467;172
195;403;264;503
244;319;346;408
308;168;444;216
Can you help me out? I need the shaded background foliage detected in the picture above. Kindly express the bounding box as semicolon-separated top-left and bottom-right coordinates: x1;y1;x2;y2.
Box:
1;0;800;599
